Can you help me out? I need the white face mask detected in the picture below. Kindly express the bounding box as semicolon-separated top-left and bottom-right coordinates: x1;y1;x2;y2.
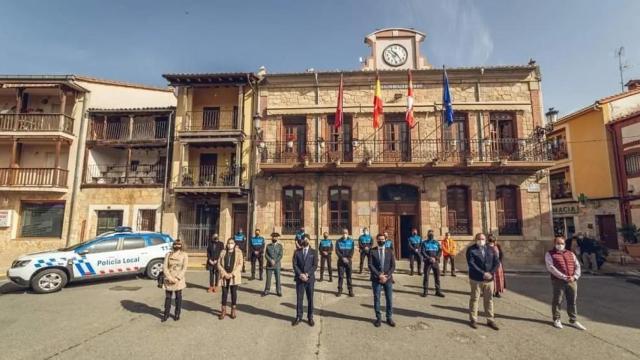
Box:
477;240;486;246
364;230;369;235
555;244;565;251
227;244;235;250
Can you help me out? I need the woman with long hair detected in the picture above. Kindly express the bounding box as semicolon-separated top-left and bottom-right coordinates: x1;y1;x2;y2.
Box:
217;238;244;320
162;239;188;322
488;234;506;298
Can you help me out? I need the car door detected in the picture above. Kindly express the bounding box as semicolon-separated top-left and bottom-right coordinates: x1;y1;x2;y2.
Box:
73;237;120;277
118;235;147;272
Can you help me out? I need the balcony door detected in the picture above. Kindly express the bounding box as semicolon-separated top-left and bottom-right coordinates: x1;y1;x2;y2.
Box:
154;116;168;139
490;112;516;156
199;154;217;186
327;115;353;162
282;117;307;162
443;112;469;161
383;115;410;162
202;107;220;130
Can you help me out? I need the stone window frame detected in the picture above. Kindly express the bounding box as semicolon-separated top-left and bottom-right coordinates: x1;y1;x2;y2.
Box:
446;185;472;235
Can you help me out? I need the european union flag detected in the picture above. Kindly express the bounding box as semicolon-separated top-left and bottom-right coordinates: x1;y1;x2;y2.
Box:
442;66;454;127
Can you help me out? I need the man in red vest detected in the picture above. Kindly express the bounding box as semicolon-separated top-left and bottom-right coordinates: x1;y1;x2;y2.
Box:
545;236;587;330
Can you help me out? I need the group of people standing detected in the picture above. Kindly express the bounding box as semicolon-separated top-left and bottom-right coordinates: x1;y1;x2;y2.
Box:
158;227;586;331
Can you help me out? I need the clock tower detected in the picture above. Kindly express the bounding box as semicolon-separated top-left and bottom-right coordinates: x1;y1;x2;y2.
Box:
362;28;431;71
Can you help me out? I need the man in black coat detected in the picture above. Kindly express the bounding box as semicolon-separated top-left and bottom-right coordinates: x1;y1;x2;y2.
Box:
206;233;224;292
292;234;318;327
466;233;500;330
368;233;396;327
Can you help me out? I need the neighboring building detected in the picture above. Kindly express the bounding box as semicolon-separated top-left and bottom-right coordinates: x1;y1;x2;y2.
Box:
0;75;176;272
254;28;555;264
608;106;640;228
549;80;640;249
162;73;258;250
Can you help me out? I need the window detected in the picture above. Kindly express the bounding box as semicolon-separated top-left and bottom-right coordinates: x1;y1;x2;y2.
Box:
282;117;307;158
86;238;119;254
149;236;166;246
96;210;123;236
548;132;568;160
282;186;304;234
232;106;238;129
137;209;156;231
550;169;572;199
446;186;471;235
329;187;351;233
490;112;517;157
625;153;640;177
202;107;220;130
443;112;469;157
20;202;65;238
326;115;353;161
496;185;522;235
122;237;146;250
383;115;410;161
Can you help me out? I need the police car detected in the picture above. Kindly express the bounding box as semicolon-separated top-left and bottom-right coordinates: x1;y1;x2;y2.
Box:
7;227;173;294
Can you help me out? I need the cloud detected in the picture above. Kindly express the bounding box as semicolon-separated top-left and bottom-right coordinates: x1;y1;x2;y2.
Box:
399;0;495;65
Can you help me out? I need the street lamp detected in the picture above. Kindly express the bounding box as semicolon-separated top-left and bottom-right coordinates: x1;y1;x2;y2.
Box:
545;107;559;125
253;112;262;134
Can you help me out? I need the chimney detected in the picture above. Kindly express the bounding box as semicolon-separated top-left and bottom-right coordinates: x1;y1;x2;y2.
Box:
626;79;640;91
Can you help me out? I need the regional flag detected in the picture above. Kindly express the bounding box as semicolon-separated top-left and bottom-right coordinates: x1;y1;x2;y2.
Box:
442;66;454;126
373;74;383;129
405;69;415;128
335;73;344;129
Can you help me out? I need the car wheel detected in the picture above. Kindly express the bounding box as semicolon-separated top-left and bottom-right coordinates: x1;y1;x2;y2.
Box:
146;259;163;280
31;269;68;294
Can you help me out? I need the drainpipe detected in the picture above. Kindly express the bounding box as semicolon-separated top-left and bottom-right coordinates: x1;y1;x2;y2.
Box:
314;72;320;245
159;110;175;233
65;91;90;246
248;78;260;236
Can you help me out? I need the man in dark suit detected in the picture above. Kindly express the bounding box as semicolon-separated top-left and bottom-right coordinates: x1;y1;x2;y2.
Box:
369;233;396;327
466;233;500;330
292;234;318;327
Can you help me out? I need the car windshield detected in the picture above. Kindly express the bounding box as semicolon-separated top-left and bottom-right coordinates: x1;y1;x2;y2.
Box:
58;241;91;251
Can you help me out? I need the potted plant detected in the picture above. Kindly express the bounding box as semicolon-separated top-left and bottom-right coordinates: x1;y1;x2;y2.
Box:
618;223;640;257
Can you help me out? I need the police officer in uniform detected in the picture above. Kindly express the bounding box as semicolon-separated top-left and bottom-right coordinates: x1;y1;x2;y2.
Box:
408;228;423;276
421;230;445;297
358;227;373;274
319;232;333;282
383;229;395;250
335;228;355;297
234;228;247;272
250;229;265;281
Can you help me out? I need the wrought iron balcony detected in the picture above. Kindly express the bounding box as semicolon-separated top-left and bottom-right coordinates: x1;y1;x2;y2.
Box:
0;113;73;134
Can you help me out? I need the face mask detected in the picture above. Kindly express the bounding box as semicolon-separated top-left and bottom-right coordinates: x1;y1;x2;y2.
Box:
364;230;369;235
555;244;565;251
227;244;235;250
477;240;486;246
272;239;278;243
377;240;385;246
301;240;309;247
428;234;434;240
173;246;181;251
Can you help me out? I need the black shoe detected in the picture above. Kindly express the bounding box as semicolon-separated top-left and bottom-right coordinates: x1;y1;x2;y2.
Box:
308;319;315;327
292;318;301;326
441;273;446;277
319;278;323;282
451;273;457;277
277;292;283;297
421;292;427;298
329;278;333;282
251;276;255;281
161;315;169;322
410;271;414;276
494;293;501;298
348;290;355;297
488;321;500;331
418;272;422;276
435;292;445;298
259;276;263;281
336;290;342;297
374;319;381;327
261;291;269;297
387;318;396;327
174;314;180;321
469;321;478;329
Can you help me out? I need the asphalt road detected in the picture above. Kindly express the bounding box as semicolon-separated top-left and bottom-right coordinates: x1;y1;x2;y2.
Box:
1;268;639;360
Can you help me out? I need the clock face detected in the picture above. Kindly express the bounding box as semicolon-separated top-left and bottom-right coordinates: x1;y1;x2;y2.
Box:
382;44;408;67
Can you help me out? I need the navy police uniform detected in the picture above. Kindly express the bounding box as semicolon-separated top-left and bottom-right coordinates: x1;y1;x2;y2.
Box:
408;233;423;276
250;235;265;280
358;233;373;273
335;237;355;296
319;238;333;282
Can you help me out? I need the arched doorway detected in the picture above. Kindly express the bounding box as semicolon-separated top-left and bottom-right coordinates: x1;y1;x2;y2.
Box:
378;184;420;259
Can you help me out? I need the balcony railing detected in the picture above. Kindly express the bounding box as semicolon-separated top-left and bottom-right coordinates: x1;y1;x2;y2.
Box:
0;113;73;134
0;168;68;187
181;110;239;132
174;165;242;188
84;164;166;185
549;142;568;161
259;138;552;165
88;119;168;142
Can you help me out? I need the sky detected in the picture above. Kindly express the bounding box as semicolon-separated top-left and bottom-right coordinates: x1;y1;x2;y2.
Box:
1;0;639;115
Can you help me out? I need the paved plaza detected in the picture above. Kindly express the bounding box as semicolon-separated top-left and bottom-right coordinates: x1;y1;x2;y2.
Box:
1;268;639;360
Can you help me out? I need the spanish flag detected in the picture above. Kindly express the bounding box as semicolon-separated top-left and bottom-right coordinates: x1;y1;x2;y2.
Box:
373;74;383;129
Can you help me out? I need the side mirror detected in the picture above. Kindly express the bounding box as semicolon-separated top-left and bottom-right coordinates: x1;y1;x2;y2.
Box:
77;249;89;256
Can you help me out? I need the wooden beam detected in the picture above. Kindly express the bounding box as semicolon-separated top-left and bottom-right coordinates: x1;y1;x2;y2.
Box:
125;147;132;183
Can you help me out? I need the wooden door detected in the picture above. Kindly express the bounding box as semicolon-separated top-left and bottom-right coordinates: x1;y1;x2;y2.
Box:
282;117;307;162
496;186;521;235
327;115;353;162
232;204;248;235
379;213;399;258
597;215;618;249
383;118;409;162
490;113;516;157
199;154;217;186
443;112;469;161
